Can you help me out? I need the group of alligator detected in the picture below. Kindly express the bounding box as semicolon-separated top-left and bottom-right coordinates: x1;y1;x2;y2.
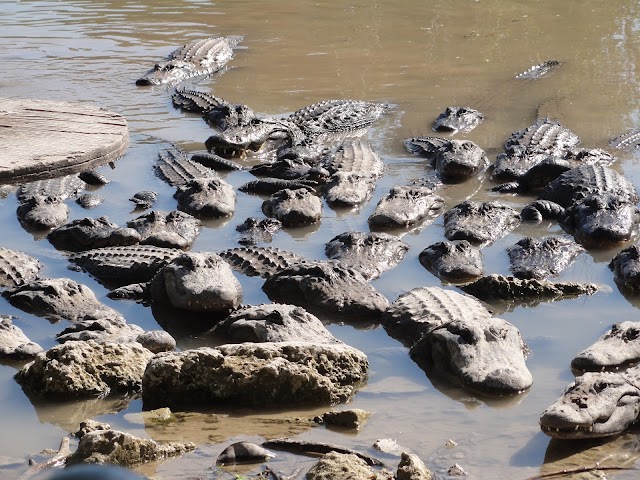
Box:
6;34;640;475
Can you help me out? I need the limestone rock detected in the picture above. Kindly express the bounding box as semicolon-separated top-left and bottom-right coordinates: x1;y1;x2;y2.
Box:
142;342;368;409
16;340;154;399
396;452;434;480
306;452;393;480
66;428;195;467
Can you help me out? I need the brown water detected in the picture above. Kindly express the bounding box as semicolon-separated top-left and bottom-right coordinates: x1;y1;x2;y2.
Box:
2;1;640;478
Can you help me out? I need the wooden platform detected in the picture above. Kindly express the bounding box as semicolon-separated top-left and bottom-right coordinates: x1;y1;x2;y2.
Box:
0;98;129;184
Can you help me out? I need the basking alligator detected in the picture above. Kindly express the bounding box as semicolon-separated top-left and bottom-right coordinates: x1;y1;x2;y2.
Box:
507;236;585;280
540;367;640;439
172;86;256;130
418;240;483;284
443;200;520;245
205;99;390;159
381;286;532;394
572;321;640;372
218;246;389;319
609;245;640;291
136;36;242;86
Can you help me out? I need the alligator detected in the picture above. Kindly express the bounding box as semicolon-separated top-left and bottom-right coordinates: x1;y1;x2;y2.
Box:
443;200;521;245
78;169;110;186
69;245;183;288
432;106;484;134
507;236;585;280
236;217;282;245
539;366;640;439
321;140;384;206
381;286;493;347
47;216;141;252
17;174;86;203
514;60;562;80
404;136;487;182
491;117;581;182
218;246;389;319
2;277;124;323
368;186;445;229
324;231;409;281
461;274;598;303
204;303;339;344
174;177;237;218
250;157;323;180
409;315;533;395
0;316;43;360
126;210;202;250
323;171;377;207
559;192;640;248
540;164;638;208
190;152;246;171
148;251;243;315
572;321;640;372
518;165;640;247
0;247;43;287
17;195;70;231
239;177;318;195
136;36;242;86
155;145;219;187
609;245;640;291
610;131;640;150
171;86;256;130
261;188;322;227
205;99;390;159
418;240;483;284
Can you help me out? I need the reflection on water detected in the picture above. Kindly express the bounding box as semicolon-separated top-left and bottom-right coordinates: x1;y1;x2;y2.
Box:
3;0;640;478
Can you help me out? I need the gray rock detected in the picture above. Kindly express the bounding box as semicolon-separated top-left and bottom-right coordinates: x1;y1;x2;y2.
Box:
149;252;242;313
142;342;368;409
205;303;338;344
321;409;370;430
2;278;123;323
66;428;195;467
16;340;154;399
396;452;434;480
0;316;43;359
306;452;393;480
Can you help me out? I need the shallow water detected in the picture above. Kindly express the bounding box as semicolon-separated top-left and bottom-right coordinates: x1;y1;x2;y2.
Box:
2;0;640;478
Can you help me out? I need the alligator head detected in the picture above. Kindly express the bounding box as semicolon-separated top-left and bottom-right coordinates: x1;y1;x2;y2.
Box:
409;317;533;395
136;60;197;86
572;321;640;372
205;118;305;158
559;193;640;248
610;245;640;290
540;368;640;439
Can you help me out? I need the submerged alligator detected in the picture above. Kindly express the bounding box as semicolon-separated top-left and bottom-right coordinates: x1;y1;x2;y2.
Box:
205;99;391;159
136;36;242;86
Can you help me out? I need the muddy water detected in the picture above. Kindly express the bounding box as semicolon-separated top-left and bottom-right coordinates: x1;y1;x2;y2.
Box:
2;0;640;478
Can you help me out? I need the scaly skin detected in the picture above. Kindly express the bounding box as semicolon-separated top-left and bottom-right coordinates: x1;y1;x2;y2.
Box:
540;367;640;439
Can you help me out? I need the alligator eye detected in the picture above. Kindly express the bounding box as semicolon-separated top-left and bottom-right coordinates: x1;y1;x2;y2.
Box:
623;328;640;341
250;118;261;126
592;381;609;394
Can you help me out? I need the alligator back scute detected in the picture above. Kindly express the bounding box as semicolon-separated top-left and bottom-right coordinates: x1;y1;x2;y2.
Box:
18;175;86;204
323;140;384;177
155;145;219;187
610;131;640;150
0;247;43;288
515;60;562;80
381;286;492;346
69;245;182;287
218;246;306;278
540;164;639;208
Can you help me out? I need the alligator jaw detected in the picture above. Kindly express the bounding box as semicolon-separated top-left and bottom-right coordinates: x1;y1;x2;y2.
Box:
539;370;640;439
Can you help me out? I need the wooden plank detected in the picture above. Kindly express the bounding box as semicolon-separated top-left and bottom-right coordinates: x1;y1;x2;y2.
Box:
0;98;129;184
